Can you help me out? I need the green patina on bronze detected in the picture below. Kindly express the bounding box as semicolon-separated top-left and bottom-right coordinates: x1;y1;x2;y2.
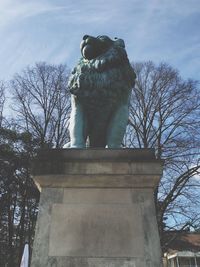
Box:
68;35;136;148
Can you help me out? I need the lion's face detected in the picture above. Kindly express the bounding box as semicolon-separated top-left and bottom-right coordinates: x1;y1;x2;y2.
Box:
80;35;114;60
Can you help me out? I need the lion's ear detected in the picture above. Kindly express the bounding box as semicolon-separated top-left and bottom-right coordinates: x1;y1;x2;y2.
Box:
114;38;125;48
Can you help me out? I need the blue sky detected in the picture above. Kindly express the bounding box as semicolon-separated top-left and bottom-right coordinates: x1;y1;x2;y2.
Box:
0;0;200;81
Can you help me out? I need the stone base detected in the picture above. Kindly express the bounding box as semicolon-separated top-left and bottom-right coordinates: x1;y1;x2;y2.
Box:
31;149;163;267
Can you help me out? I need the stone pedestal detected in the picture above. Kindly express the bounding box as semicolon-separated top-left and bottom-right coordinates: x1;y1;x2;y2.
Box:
31;149;163;267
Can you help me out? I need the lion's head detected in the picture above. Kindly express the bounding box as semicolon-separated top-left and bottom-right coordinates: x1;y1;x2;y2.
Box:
80;35;119;60
68;35;136;111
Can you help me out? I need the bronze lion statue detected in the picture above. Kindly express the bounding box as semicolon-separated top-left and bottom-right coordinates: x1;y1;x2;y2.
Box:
68;34;136;148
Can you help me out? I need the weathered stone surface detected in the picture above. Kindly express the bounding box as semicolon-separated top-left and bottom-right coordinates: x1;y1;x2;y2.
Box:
33;148;155;161
63;188;132;204
34;174;161;190
47;257;146;267
49;203;143;257
31;188;63;267
32;148;163;175
140;190;163;266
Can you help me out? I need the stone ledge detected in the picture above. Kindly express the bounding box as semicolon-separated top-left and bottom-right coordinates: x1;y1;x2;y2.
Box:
34;148;156;161
34;174;161;190
32;148;164;176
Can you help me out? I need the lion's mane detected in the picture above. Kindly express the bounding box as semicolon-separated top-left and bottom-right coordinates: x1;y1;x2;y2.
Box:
68;39;136;124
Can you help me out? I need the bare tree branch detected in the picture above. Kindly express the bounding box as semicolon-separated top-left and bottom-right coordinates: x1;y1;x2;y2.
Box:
124;61;200;249
10;62;71;148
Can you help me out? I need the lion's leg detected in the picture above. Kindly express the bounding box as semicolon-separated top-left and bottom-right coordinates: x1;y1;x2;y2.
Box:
69;95;87;148
106;104;129;148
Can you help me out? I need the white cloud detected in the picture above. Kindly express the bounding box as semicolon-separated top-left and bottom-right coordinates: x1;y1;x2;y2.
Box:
0;0;69;28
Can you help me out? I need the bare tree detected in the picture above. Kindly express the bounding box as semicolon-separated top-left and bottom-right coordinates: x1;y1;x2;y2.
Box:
10;62;71;148
0;81;5;127
124;61;200;249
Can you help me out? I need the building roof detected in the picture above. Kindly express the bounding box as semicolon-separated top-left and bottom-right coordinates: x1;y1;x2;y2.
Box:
164;232;200;254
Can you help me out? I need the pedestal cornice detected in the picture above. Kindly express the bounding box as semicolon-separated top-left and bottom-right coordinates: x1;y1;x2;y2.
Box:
32;148;163;190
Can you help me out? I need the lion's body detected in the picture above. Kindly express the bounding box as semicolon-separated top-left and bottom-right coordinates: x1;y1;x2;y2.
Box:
68;35;136;148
